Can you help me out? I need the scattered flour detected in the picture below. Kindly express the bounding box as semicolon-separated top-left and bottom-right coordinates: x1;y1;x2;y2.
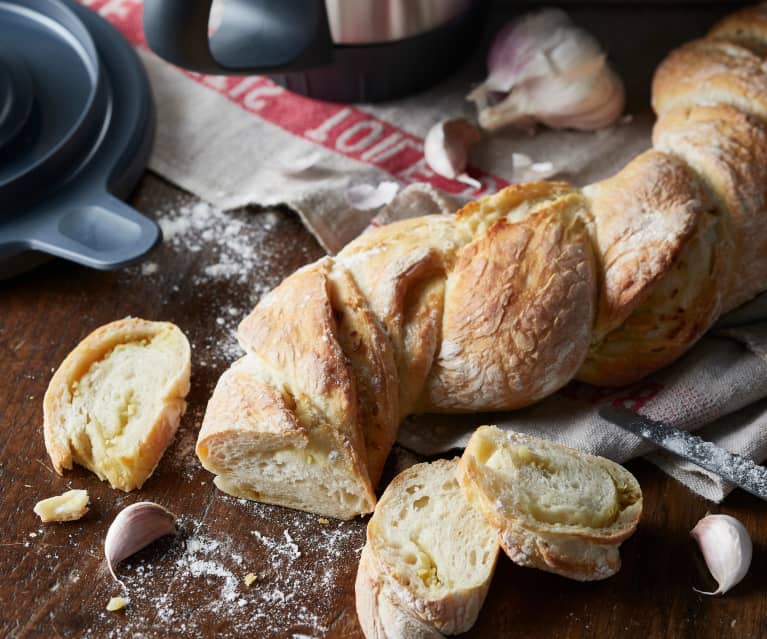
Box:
90;508;365;639
107;197;358;637
129;198;316;371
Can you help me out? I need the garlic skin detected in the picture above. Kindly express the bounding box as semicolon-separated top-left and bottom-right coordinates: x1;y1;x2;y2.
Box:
424;118;482;189
345;181;400;210
691;514;752;596
467;8;625;131
104;502;177;584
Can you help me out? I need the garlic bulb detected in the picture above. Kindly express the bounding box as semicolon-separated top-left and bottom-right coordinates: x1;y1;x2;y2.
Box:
467;8;625;131
424;118;482;188
691;514;752;596
105;502;177;585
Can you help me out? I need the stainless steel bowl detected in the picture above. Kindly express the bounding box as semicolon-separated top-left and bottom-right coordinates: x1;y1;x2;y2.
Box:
146;0;486;102
325;0;478;44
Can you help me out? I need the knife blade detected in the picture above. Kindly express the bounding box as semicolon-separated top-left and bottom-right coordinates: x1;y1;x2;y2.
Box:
598;405;767;501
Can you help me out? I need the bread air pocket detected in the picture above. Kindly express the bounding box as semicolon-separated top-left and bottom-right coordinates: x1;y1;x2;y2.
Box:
457;426;642;581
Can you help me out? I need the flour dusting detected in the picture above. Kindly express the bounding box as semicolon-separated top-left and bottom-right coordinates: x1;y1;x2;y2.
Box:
128;197;317;372
91;506;365;639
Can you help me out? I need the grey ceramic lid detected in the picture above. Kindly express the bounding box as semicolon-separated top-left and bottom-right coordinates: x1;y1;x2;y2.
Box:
0;0;159;277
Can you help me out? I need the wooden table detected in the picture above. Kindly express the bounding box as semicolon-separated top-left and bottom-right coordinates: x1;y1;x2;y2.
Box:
2;180;766;637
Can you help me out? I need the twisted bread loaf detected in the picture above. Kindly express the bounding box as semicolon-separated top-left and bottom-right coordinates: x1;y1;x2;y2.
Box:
197;4;767;519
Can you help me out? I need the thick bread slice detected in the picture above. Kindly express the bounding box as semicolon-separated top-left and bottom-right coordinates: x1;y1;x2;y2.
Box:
362;459;500;635
197;257;398;519
458;427;642;582
356;546;444;639
196;356;376;520
43;318;191;492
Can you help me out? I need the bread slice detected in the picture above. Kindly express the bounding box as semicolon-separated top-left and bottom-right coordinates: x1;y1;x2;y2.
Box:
358;459;500;636
43;318;191;491
196;355;377;520
457;426;642;581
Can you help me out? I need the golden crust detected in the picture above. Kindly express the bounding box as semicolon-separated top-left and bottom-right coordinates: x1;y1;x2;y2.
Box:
577;150;728;387
238;260;365;459
421;184;596;412
336;216;459;417
653;103;767;312
237;259;376;498
709;4;767;55
43;318;191;491
235;255;399;489
652;38;767;120
196;358;308;456
584;150;704;336
325;266;399;487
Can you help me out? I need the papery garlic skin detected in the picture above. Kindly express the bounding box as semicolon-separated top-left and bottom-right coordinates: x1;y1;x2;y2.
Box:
691;514;752;596
468;8;625;131
424;118;482;188
104;501;177;585
345;181;400;210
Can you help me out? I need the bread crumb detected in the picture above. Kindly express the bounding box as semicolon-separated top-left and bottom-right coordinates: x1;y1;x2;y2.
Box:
141;262;159;275
318;518;329;525
33;489;89;523
243;573;257;587
107;596;127;611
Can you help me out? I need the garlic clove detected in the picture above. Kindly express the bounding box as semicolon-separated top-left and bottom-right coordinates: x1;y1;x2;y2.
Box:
345;181;400;210
691;514;752;596
424;118;482;186
104;502;177;585
483;9;579;93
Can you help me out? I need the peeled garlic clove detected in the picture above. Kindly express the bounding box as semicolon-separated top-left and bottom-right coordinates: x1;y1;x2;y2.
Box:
424;118;481;187
105;502;177;584
691;514;752;595
345;181;400;210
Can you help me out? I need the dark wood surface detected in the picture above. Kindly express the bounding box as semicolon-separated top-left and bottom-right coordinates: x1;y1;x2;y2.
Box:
1;174;765;639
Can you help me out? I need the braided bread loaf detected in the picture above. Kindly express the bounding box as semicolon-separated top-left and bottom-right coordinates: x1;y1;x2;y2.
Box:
196;4;767;519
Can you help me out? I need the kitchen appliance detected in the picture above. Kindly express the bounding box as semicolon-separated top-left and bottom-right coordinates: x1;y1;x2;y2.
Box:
143;0;486;102
0;0;158;278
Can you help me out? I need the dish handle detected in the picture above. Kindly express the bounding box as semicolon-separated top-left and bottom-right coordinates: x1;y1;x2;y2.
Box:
20;192;161;270
143;0;334;75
